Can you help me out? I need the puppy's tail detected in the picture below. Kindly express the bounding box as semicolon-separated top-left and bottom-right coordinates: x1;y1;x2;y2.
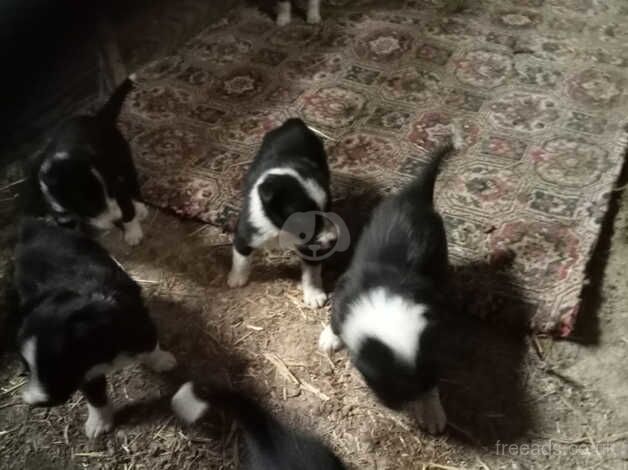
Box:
405;122;464;206
96;74;136;124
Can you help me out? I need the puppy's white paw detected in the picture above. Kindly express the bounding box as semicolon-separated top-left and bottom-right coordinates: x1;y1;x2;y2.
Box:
318;324;343;355
145;349;177;372
307;12;321;24
84;404;114;439
412;391;447;435
227;269;249;288
124;222;143;246
133;201;149;221
276;13;291;26
303;286;327;308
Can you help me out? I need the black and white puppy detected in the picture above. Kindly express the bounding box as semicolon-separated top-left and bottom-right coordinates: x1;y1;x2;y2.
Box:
228;118;336;308
34;74;147;245
172;382;346;470
318;132;462;434
276;0;321;26
14;218;176;438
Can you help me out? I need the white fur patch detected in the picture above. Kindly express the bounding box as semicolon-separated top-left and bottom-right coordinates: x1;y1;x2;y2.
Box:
21;337;49;405
85;401;114;438
318;324;343;355
133;200;149;221
228;247;252;288
248;167;327;247
171;382;208;424
411;387;447;434
123;217;143;245
301;262;327;308
88;169;122;230
343;288;428;366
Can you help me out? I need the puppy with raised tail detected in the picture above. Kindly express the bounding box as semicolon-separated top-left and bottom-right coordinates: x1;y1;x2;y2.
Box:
172;381;346;469
31;74;147;245
318;129;463;434
228;118;336;308
13;218;176;438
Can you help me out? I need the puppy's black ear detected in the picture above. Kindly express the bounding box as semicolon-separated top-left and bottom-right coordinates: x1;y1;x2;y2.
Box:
258;178;280;206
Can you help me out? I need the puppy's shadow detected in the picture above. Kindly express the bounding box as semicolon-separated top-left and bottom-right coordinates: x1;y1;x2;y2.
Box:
114;295;250;430
439;252;534;446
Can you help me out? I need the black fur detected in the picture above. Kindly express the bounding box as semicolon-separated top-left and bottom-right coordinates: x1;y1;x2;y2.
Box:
29;76;141;229
14;217;158;406
175;382;346;470
330;141;454;409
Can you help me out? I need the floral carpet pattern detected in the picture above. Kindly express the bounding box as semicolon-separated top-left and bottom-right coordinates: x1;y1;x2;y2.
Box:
120;0;628;336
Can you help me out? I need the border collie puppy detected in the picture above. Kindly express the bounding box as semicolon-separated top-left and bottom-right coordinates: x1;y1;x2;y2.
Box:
318;132;462;434
14;218;176;438
172;382;346;470
33;74;147;245
276;0;321;26
228;118;335;308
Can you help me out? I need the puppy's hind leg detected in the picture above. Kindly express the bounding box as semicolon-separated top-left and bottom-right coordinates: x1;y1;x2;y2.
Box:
276;1;292;26
301;261;327;308
412;386;447;434
228;234;254;288
81;376;114;439
307;0;322;24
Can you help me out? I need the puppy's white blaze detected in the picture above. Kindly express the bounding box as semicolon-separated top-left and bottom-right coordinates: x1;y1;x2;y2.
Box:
21;337;49;404
249;167;328;246
343;288;428;366
172;382;208;424
88;168;122;229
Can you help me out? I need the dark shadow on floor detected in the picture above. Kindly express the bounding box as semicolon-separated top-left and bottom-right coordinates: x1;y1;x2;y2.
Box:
440;253;533;446
569;148;628;345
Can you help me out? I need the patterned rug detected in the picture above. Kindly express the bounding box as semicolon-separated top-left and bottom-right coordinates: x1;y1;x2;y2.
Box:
119;0;628;336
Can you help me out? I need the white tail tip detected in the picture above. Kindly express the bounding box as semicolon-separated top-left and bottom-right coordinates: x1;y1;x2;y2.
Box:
171;382;209;424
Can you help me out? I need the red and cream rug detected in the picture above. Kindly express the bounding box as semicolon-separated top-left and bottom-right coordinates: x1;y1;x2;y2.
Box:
120;0;628;336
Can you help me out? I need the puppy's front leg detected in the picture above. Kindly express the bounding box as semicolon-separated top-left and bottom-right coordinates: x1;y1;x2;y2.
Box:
81;376;114;439
301;260;327;308
411;386;447;434
318;324;343;354
119;197;144;246
141;343;177;372
228;232;254;287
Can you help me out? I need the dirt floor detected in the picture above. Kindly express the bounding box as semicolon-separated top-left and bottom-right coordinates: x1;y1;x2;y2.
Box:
2;1;628;468
0;170;627;469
